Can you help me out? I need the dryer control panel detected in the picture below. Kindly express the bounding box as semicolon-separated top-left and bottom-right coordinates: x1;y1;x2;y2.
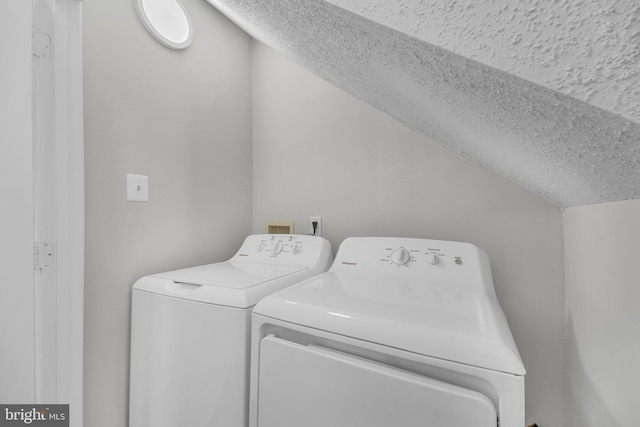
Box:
330;237;494;294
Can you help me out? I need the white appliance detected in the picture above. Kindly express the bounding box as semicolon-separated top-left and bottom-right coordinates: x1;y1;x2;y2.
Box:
129;234;333;427
250;237;525;427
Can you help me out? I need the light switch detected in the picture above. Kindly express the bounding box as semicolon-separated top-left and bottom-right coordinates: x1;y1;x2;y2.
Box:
127;174;149;202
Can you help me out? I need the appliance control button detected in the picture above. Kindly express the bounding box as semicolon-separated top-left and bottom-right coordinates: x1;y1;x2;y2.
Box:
390;248;411;265
257;243;266;252
271;242;284;255
292;244;302;254
426;253;439;265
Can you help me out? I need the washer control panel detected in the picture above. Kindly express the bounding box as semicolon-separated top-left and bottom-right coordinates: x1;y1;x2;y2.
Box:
231;234;333;268
256;237;299;257
331;237;493;293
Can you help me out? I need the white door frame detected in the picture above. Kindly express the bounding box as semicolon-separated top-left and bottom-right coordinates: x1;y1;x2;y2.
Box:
32;0;84;424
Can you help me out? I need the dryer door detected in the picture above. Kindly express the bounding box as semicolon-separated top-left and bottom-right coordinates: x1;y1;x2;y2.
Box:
257;336;497;427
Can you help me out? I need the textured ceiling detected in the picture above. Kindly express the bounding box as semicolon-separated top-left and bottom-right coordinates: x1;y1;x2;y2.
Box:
328;0;640;124
205;0;640;207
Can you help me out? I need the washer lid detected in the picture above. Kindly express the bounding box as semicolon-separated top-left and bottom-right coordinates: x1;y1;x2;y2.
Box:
133;261;308;308
254;271;526;375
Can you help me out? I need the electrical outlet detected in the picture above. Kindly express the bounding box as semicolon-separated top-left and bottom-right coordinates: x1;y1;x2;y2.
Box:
310;216;322;236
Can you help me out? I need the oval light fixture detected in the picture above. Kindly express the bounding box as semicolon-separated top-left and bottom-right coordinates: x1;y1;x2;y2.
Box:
135;0;193;50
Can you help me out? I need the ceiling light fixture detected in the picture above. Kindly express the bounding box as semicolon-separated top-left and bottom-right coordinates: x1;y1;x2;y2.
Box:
135;0;193;50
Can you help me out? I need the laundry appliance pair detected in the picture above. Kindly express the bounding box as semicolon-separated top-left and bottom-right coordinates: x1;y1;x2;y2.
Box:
129;234;525;427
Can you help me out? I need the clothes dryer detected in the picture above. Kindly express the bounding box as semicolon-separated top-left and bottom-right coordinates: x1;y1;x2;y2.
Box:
250;237;525;427
129;234;333;427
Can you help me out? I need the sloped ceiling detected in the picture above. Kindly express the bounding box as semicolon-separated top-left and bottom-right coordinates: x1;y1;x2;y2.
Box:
206;0;640;207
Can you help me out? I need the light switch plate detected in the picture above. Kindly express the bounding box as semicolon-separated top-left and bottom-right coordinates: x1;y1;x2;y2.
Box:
127;174;149;202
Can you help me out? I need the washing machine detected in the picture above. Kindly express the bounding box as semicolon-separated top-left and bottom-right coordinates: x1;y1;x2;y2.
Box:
250;237;525;427
129;234;333;427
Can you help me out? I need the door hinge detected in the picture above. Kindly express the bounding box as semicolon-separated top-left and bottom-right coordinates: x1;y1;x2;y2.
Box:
34;242;54;270
33;29;52;58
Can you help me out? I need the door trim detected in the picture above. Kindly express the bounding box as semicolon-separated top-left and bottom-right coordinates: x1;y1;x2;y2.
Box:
32;0;84;422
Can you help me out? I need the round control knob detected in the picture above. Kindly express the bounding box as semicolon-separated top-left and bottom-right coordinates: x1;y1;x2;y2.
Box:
426;253;439;265
257;243;266;253
271;242;284;255
390;248;411;265
292;244;302;255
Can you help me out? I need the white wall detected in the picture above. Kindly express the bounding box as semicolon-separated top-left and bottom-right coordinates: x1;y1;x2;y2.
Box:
82;0;252;425
0;0;35;403
252;41;566;426
564;199;640;427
